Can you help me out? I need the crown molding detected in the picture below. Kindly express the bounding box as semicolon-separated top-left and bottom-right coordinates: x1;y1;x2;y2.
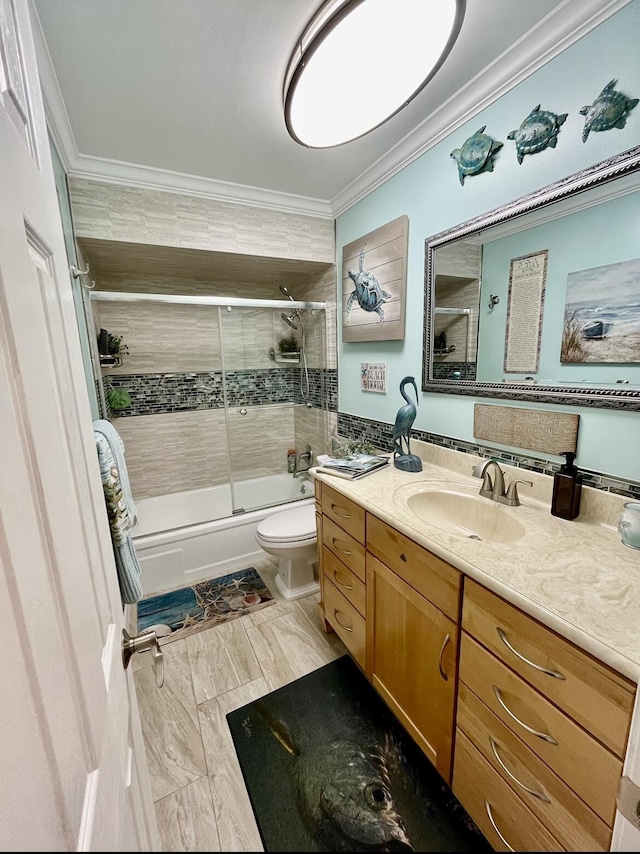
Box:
30;2;332;219
31;0;630;220
330;0;632;216
65;155;334;218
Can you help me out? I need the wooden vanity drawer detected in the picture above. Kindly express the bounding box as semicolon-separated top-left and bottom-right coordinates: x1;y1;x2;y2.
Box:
457;681;610;851
321;483;366;544
324;574;366;669
323;516;366;582
459;632;622;826
454;728;562;852
366;513;461;620
322;546;366;617
462;579;634;758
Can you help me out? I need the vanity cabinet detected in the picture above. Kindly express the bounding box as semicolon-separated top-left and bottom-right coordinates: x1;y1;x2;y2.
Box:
318;482;368;670
365;513;462;783
454;578;635;851
315;477;636;852
367;550;460;781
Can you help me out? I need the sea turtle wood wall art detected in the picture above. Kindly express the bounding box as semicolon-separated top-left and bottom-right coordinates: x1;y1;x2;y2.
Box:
580;79;638;142
450;126;503;185
345;247;391;322
341;215;409;343
507;105;568;164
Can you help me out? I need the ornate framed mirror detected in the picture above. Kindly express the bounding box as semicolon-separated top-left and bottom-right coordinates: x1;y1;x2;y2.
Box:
422;145;640;410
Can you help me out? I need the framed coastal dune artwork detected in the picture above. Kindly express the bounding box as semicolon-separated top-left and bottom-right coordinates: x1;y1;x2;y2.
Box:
561;257;640;363
341;215;408;342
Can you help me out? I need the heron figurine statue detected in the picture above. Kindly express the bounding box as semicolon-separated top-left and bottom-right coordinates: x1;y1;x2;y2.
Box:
392;376;422;472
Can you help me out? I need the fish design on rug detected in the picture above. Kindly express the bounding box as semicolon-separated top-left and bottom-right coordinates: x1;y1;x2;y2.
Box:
252;699;413;852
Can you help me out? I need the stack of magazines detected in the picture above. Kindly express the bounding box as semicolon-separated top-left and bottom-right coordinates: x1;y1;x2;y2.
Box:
316;453;390;480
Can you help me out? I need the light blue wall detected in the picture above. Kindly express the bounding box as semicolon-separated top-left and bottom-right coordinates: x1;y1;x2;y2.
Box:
478;192;640;386
336;0;640;481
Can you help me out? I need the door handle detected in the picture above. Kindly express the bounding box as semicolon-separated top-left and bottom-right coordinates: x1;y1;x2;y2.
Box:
122;628;164;688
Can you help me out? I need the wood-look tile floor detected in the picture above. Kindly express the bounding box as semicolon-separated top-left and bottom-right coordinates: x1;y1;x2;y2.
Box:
132;556;347;852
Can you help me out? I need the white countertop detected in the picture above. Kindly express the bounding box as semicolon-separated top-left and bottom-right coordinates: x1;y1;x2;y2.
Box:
312;441;640;683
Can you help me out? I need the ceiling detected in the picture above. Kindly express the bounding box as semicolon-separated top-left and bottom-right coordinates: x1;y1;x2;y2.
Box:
32;0;628;217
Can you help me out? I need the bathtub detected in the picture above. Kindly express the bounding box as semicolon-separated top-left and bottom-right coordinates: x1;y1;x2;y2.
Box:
132;473;314;595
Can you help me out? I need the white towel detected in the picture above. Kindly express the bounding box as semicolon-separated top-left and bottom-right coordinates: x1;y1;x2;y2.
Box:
93;419;143;604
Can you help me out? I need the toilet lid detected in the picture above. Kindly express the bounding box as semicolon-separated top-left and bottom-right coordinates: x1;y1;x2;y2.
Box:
257;503;316;543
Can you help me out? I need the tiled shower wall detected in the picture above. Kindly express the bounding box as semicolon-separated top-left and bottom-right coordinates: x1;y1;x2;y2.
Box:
94;297;330;500
70;179;338;502
68;179;335;261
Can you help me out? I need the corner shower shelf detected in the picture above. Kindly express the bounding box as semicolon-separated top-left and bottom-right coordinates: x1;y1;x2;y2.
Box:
274;352;301;364
99;354;123;367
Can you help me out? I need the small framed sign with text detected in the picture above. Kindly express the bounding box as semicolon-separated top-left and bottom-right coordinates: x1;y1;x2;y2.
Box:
361;362;387;393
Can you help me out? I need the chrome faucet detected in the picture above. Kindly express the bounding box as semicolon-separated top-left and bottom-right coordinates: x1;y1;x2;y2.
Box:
472;459;533;506
294;445;313;477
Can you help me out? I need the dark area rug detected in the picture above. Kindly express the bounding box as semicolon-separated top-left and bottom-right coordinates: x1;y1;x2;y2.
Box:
136;566;274;644
227;654;492;852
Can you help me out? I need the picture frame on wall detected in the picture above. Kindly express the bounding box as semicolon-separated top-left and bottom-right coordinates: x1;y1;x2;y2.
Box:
503;249;548;373
560;258;640;364
341;215;409;342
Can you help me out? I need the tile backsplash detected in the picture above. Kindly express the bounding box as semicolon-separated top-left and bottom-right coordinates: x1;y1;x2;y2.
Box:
337;411;640;501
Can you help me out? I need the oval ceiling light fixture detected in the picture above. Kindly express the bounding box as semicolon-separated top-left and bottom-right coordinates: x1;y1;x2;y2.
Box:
284;0;465;149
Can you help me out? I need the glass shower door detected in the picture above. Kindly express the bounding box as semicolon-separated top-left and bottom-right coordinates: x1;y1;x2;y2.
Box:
219;302;327;514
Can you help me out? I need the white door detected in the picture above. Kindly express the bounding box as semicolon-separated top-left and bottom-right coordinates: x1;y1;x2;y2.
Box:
0;1;159;849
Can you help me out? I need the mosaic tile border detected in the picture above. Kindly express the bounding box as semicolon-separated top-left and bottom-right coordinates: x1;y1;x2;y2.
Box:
432;361;477;381
337;412;640;501
104;367;337;417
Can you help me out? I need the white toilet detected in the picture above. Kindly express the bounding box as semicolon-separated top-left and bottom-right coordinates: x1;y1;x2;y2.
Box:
255;503;319;600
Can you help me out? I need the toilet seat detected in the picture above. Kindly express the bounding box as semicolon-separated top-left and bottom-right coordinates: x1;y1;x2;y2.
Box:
256;504;316;544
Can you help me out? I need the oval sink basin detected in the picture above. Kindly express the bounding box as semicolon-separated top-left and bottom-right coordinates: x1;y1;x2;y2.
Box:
398;484;527;543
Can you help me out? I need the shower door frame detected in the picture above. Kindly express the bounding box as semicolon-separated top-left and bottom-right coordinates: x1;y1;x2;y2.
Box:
88;290;327;515
88;290;326;413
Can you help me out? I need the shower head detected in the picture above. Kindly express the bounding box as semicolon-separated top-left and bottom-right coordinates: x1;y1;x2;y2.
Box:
281;312;298;330
279;285;296;301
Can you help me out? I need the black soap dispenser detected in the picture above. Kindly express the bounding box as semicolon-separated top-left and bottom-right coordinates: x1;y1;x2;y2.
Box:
551;451;582;520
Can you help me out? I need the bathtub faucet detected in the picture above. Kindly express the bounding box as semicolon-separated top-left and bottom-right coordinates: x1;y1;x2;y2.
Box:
294;445;313;477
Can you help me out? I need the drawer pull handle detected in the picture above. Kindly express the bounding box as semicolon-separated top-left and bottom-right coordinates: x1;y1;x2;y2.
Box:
496;627;565;680
331;537;352;556
492;685;558;745
333;609;353;632
333;570;353;590
489;737;551;803
484;801;514;852
400;552;407;562
331;504;351;519
438;634;450;681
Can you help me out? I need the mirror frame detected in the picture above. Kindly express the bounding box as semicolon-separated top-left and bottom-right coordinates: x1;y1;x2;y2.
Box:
422;145;640;410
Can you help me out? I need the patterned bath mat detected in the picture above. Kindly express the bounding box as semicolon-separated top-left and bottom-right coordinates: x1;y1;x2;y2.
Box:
136;566;275;645
227;655;491;853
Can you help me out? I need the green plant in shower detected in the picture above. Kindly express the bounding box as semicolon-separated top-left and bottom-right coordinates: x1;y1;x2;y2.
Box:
278;334;299;354
107;332;130;358
106;387;132;411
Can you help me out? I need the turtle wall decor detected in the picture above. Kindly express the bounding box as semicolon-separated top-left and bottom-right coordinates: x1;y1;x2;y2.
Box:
507;105;568;164
579;79;638;143
341;215;409;343
450;126;503;185
346;246;391;323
